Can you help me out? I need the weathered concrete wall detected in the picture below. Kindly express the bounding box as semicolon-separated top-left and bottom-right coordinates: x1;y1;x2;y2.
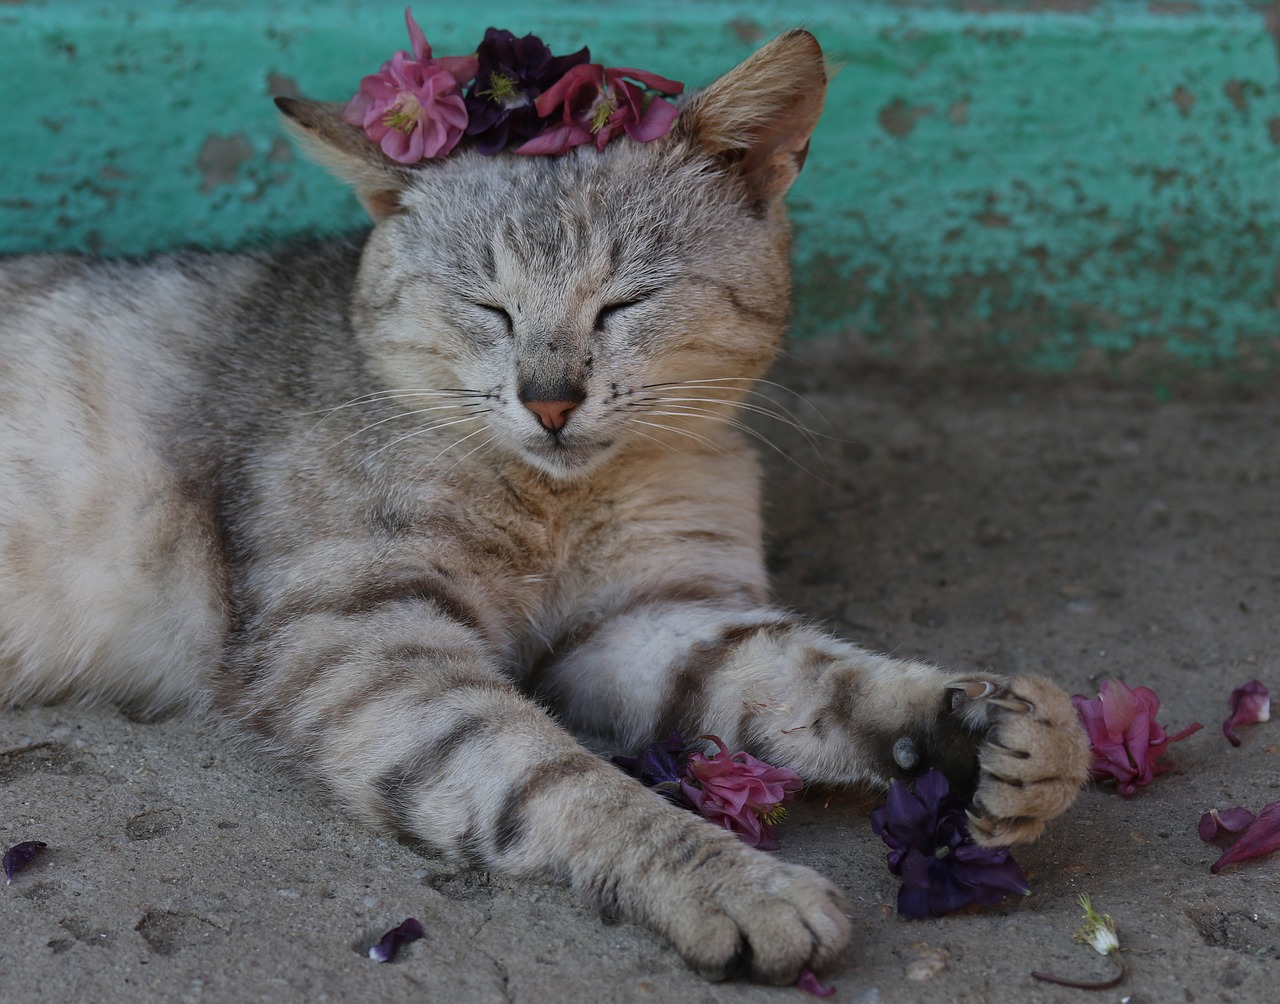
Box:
3;1;1279;376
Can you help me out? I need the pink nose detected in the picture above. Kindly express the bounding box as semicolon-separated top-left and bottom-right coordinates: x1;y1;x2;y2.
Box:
524;399;579;432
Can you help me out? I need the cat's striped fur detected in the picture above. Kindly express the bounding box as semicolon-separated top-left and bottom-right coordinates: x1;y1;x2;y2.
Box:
0;32;1089;982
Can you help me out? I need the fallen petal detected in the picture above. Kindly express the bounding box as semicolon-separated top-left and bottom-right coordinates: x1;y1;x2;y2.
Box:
1210;800;1280;873
796;967;837;997
1198;807;1257;842
3;841;48;884
368;917;424;962
1223;680;1270;747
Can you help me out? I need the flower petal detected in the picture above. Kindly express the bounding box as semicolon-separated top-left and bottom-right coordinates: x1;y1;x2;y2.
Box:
368;917;425;962
795;968;837;997
1223;680;1270;747
1198;806;1257;842
3;841;48;884
1210;800;1280;873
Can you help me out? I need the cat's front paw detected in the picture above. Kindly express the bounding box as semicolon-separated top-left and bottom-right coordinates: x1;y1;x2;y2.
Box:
953;674;1091;846
656;840;849;984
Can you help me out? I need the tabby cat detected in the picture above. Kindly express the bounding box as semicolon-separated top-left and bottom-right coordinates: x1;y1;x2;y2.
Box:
0;30;1089;983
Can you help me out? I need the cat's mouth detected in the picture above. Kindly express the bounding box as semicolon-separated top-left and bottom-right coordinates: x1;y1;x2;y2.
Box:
521;433;616;478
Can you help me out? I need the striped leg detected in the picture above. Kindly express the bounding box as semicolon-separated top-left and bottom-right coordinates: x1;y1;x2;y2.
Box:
215;602;849;983
536;602;1091;845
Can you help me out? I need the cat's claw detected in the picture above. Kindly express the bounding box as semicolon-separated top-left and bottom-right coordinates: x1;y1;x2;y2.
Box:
959;674;1091;846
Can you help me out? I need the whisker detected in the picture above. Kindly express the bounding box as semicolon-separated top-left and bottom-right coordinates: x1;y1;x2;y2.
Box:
328;402;489;451
637;394;824;452
628;417;733;458
633;405;832;485
363;414;488;462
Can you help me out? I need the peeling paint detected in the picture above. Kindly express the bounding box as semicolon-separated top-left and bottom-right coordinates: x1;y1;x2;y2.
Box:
196;134;254;193
3;0;1279;377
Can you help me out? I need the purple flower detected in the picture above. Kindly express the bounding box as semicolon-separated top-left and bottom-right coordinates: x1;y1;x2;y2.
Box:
611;729;689;803
342;8;479;163
1071;679;1202;797
1223;679;1270;747
871;769;1029;920
680;735;804;850
368;917;424;962
3;841;48;884
1203;800;1280;874
464;29;590;155
517;63;683;155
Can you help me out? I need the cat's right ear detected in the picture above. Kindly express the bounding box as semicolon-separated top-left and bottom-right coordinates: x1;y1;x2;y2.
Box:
678;29;827;207
275;97;410;221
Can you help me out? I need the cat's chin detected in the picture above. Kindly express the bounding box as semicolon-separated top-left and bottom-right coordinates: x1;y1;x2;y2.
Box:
517;439;618;481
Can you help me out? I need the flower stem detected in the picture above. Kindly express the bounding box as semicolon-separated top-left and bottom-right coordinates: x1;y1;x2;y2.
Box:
1031;953;1126;991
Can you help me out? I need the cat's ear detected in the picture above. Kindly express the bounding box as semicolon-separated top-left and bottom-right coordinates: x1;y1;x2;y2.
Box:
678;30;827;205
275;97;410;221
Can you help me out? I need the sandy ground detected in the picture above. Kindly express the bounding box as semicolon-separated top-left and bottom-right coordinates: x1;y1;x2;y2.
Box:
2;338;1277;1004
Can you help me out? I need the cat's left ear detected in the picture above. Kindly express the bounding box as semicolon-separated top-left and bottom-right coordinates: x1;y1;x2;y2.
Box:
677;29;827;206
275;97;411;220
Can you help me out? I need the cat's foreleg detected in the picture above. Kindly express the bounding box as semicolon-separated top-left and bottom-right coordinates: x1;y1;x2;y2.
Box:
217;612;849;983
540;606;1090;845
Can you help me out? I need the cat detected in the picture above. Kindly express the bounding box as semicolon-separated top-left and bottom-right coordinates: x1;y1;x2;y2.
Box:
0;29;1090;984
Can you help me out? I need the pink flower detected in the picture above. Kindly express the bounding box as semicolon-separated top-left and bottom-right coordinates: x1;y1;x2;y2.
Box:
342;8;479;163
1203;800;1280;873
517;63;683;155
680;735;803;850
1223;679;1270;747
1071;679;1202;797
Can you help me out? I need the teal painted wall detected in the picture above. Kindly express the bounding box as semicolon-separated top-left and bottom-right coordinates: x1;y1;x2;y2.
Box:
3;1;1279;376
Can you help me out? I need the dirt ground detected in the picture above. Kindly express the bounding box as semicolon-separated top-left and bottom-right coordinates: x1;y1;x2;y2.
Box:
1;337;1276;1004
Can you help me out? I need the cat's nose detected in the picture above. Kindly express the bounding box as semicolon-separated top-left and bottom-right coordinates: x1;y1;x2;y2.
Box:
524;399;579;432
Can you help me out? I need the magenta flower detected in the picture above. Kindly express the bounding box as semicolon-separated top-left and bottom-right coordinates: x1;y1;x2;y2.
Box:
342;8;479;163
795;968;837;997
517;63;683;155
680;735;803;850
1198;806;1257;842
1223;679;1270;747
1071;679;1202;797
1201;800;1280;873
871;769;1029;920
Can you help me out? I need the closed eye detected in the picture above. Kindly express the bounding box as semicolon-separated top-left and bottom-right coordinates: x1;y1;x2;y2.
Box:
473;303;513;335
595;292;657;331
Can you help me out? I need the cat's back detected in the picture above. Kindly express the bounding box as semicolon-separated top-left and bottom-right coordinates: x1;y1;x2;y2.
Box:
0;252;267;709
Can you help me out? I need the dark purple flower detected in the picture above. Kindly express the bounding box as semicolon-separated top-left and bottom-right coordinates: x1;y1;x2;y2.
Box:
368;917;424;962
1207;800;1280;874
1223;679;1270;747
681;735;804;850
871;769;1029;920
1198;806;1257;842
796;967;837;997
3;841;48;884
518;63;683;155
1071;679;1202;796
612;729;689;803
464;28;590;155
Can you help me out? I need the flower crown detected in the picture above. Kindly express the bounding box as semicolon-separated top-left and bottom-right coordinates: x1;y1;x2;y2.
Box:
342;7;685;164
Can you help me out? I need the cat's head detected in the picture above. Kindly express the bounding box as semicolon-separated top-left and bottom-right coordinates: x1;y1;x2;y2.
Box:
280;31;826;479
